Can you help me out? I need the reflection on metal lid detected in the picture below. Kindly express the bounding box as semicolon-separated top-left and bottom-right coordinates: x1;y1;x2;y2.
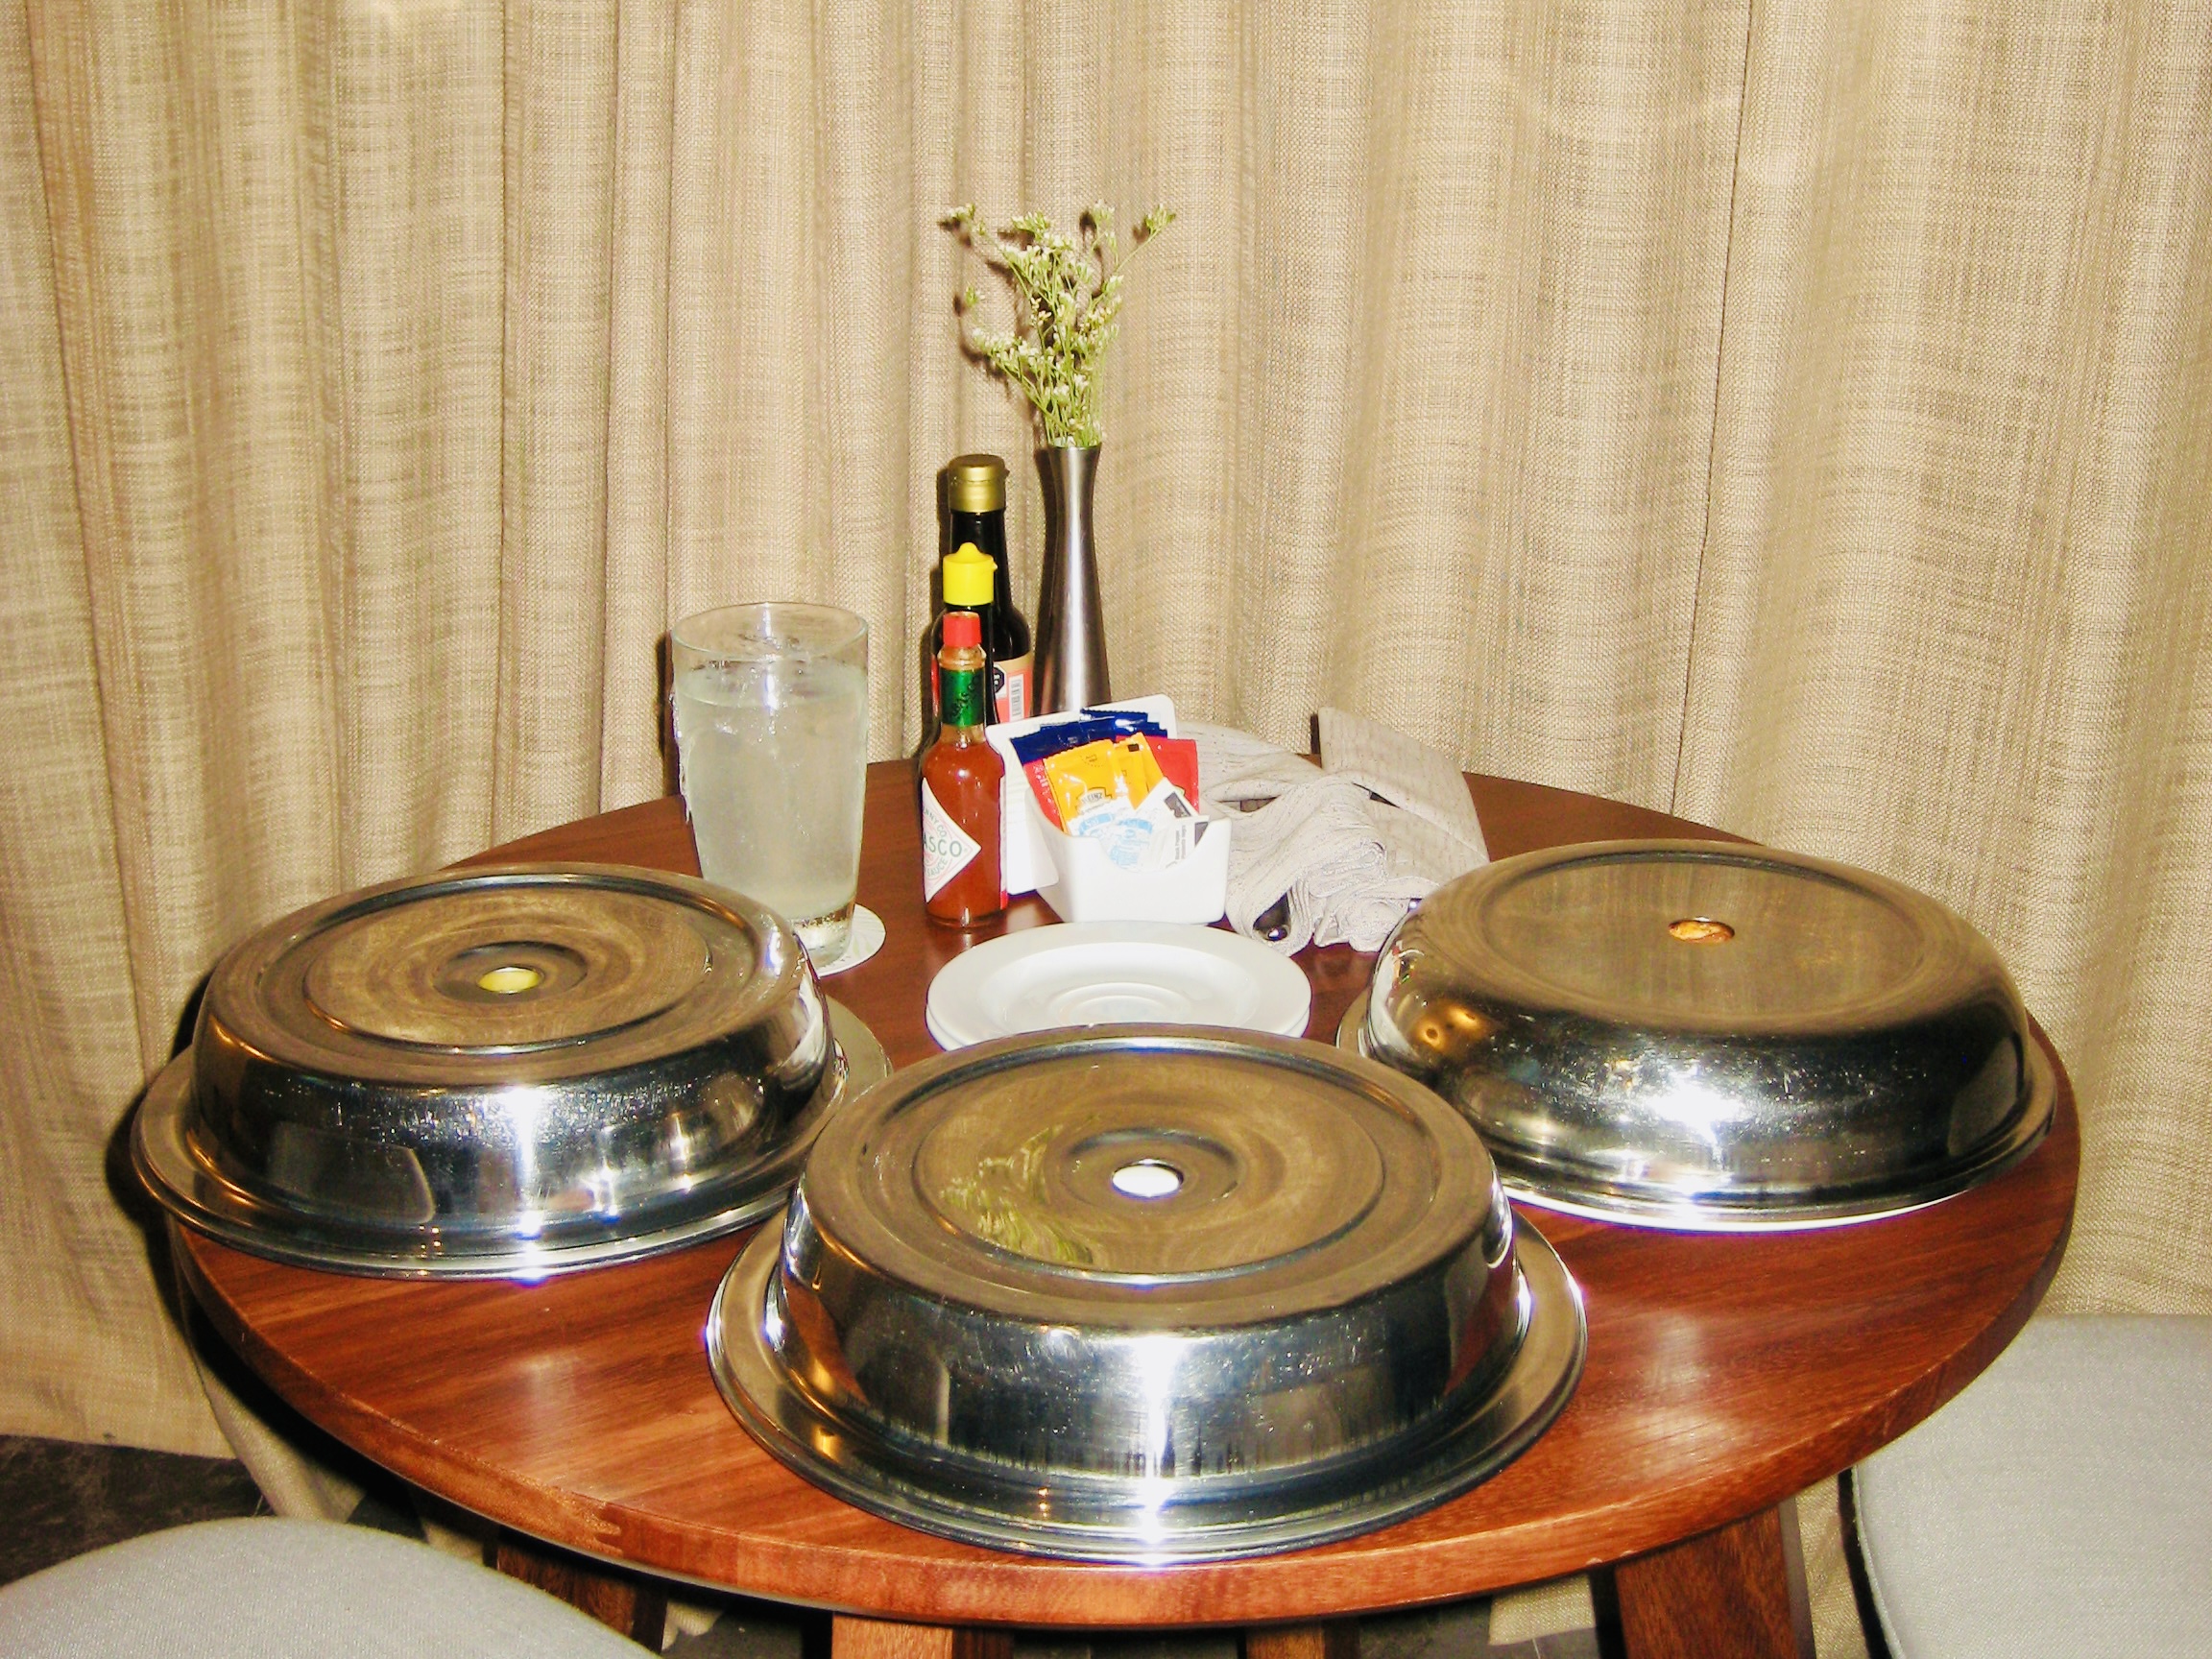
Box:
1351;839;2054;1230
709;1025;1584;1561
132;862;886;1276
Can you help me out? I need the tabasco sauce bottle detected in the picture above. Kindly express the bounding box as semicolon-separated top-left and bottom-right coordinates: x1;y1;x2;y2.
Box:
921;612;1005;926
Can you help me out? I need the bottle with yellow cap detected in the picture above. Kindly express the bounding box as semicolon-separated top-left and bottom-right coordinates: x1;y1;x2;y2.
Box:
928;541;994;720
937;454;1033;723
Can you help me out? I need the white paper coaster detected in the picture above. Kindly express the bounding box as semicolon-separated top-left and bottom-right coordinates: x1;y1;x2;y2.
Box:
808;905;885;977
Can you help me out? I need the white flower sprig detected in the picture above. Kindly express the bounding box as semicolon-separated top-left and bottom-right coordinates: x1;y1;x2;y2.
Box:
946;203;1175;448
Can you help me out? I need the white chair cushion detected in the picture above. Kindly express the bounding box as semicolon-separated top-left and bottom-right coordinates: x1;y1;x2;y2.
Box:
0;1516;646;1658
1854;1314;2212;1659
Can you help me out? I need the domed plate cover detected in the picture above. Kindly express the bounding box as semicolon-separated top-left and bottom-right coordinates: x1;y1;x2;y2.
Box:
709;1024;1584;1562
1345;839;2054;1230
133;863;888;1276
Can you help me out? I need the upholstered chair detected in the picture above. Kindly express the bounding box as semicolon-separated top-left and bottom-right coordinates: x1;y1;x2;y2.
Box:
1851;1315;2212;1658
0;1517;645;1658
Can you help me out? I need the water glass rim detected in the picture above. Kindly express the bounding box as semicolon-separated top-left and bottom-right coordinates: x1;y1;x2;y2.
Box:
672;601;869;661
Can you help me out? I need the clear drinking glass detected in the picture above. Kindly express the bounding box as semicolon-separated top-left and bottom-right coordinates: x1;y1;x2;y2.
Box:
671;602;870;961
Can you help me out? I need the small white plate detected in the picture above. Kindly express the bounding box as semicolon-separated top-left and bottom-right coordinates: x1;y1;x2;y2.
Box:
926;922;1312;1049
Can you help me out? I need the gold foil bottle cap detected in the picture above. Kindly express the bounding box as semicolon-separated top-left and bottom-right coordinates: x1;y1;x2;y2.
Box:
946;454;1007;513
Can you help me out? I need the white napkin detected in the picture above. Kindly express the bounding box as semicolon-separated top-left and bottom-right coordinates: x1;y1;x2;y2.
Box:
1186;711;1490;954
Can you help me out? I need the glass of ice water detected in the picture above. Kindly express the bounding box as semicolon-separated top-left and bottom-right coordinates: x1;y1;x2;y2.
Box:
671;602;870;962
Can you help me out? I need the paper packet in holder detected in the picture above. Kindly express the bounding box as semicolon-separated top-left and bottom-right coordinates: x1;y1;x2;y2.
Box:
984;697;1232;924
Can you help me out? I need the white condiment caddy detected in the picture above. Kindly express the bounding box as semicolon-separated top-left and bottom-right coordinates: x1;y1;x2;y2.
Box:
984;696;1232;926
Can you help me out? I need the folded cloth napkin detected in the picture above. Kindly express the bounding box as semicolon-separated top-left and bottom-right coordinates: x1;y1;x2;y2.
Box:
1186;710;1490;954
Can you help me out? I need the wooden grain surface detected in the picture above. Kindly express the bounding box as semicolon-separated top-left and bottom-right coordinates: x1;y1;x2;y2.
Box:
490;1531;668;1644
1241;1621;1359;1659
175;764;2078;1630
831;1615;1013;1659
1604;1500;1814;1658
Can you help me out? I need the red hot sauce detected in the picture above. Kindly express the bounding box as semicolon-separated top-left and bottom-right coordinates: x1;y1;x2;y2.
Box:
921;612;1005;926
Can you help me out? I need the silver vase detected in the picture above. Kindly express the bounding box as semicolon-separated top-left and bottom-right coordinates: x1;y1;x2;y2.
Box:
1034;444;1110;714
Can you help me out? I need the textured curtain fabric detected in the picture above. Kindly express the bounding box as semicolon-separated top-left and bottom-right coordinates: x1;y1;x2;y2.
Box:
1;0;2206;1648
1681;0;2212;1314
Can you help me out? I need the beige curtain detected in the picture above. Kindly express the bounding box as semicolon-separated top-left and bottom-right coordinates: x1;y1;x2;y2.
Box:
2;0;2206;1647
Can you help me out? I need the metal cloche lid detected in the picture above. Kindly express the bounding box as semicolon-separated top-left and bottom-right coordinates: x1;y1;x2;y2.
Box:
1346;839;2055;1230
709;1025;1585;1562
132;863;887;1277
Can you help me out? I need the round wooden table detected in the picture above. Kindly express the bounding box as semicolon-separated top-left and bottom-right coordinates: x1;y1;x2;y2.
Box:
175;763;2077;1659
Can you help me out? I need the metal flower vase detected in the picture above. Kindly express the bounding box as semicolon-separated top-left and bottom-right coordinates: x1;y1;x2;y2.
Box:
1034;444;1110;714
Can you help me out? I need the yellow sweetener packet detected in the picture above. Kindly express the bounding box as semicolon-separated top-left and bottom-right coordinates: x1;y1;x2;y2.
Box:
1044;736;1166;827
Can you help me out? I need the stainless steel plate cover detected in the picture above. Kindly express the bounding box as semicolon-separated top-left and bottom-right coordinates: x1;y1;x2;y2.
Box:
133;863;888;1277
709;1025;1584;1562
1347;839;2054;1230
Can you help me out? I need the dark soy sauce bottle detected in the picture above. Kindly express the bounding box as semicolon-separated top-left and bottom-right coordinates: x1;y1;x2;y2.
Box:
941;454;1033;723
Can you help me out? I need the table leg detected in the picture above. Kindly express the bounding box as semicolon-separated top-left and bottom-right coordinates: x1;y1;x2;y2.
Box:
1597;1498;1814;1659
488;1529;668;1648
830;1617;1013;1659
1243;1622;1358;1659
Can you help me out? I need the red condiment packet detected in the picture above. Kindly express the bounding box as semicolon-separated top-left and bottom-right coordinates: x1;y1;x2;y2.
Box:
1142;735;1202;813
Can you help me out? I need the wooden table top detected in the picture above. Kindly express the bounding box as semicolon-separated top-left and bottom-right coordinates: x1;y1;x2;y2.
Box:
177;763;2077;1629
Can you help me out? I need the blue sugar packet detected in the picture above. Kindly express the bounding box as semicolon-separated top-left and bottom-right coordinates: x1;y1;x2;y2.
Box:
1008;708;1167;768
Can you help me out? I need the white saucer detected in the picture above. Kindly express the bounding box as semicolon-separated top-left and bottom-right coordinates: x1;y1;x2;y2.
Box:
925;922;1312;1049
808;905;884;978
